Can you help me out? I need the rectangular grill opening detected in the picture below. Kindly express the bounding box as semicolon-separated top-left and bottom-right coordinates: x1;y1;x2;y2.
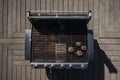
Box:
31;21;88;62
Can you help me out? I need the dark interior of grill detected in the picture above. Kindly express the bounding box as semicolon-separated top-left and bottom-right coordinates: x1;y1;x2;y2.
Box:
31;19;88;62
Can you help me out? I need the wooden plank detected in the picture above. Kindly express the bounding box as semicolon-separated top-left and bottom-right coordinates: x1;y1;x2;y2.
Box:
13;50;24;56
63;0;69;11
16;66;21;80
12;65;17;80
0;39;24;44
13;61;30;66
12;0;17;33
8;44;24;50
41;69;46;80
105;51;120;56
16;0;21;32
13;56;24;61
2;44;7;80
100;44;120;51
20;0;26;32
88;0;94;30
68;0;73;11
26;0;31;29
3;0;8;37
58;0;64;11
113;0;119;32
53;0;58;10
0;0;3;37
111;73;117;80
83;0;89;11
108;0;114;31
105;64;111;80
93;0;99;39
35;69;41;80
99;0;105;37
12;32;24;38
41;0;46;10
31;68;36;80
116;66;120;80
36;0;41;10
7;0;12;37
7;49;13;80
73;0;79;11
26;66;31;80
98;39;120;44
104;0;109;32
102;32;120;38
50;0;54;10
0;44;2;80
31;0;36;10
109;56;120;61
46;0;51;10
119;0;120;32
21;66;26;80
78;0;84;11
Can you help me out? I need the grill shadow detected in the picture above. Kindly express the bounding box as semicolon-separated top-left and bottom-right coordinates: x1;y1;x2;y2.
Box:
45;39;117;80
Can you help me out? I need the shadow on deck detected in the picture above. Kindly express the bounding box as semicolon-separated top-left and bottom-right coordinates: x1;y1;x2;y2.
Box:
46;39;117;80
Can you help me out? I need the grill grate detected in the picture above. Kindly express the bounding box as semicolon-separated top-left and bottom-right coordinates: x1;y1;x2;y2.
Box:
31;27;88;62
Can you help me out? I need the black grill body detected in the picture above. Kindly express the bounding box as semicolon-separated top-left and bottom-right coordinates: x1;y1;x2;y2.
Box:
25;10;94;69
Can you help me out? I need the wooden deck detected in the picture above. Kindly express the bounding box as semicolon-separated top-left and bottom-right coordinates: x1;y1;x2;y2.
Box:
0;0;120;80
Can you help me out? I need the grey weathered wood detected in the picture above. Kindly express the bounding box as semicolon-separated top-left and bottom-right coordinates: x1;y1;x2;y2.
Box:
105;65;111;80
104;0;109;32
116;66;120;80
21;0;26;32
111;73;117;80
31;68;36;80
63;0;69;11
35;69;41;80
0;0;3;37
7;0;12;37
83;0;89;11
3;0;8;37
2;44;7;80
113;0;119;32
0;44;2;80
93;0;99;39
21;66;26;80
26;66;31;80
46;0;51;10
108;0;114;32
16;66;21;80
99;0;105;37
12;65;17;80
26;0;31;29
41;0;46;10
31;0;36;10
36;0;41;10
73;0;79;11
16;0;21;32
53;0;58;10
88;0;94;30
58;0;64;11
13;56;24;61
68;0;73;11
78;0;84;11
0;0;120;80
12;0;17;33
41;69;46;80
7;49;13;80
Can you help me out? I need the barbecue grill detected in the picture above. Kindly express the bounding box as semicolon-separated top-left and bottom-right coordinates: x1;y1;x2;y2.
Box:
25;10;94;69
